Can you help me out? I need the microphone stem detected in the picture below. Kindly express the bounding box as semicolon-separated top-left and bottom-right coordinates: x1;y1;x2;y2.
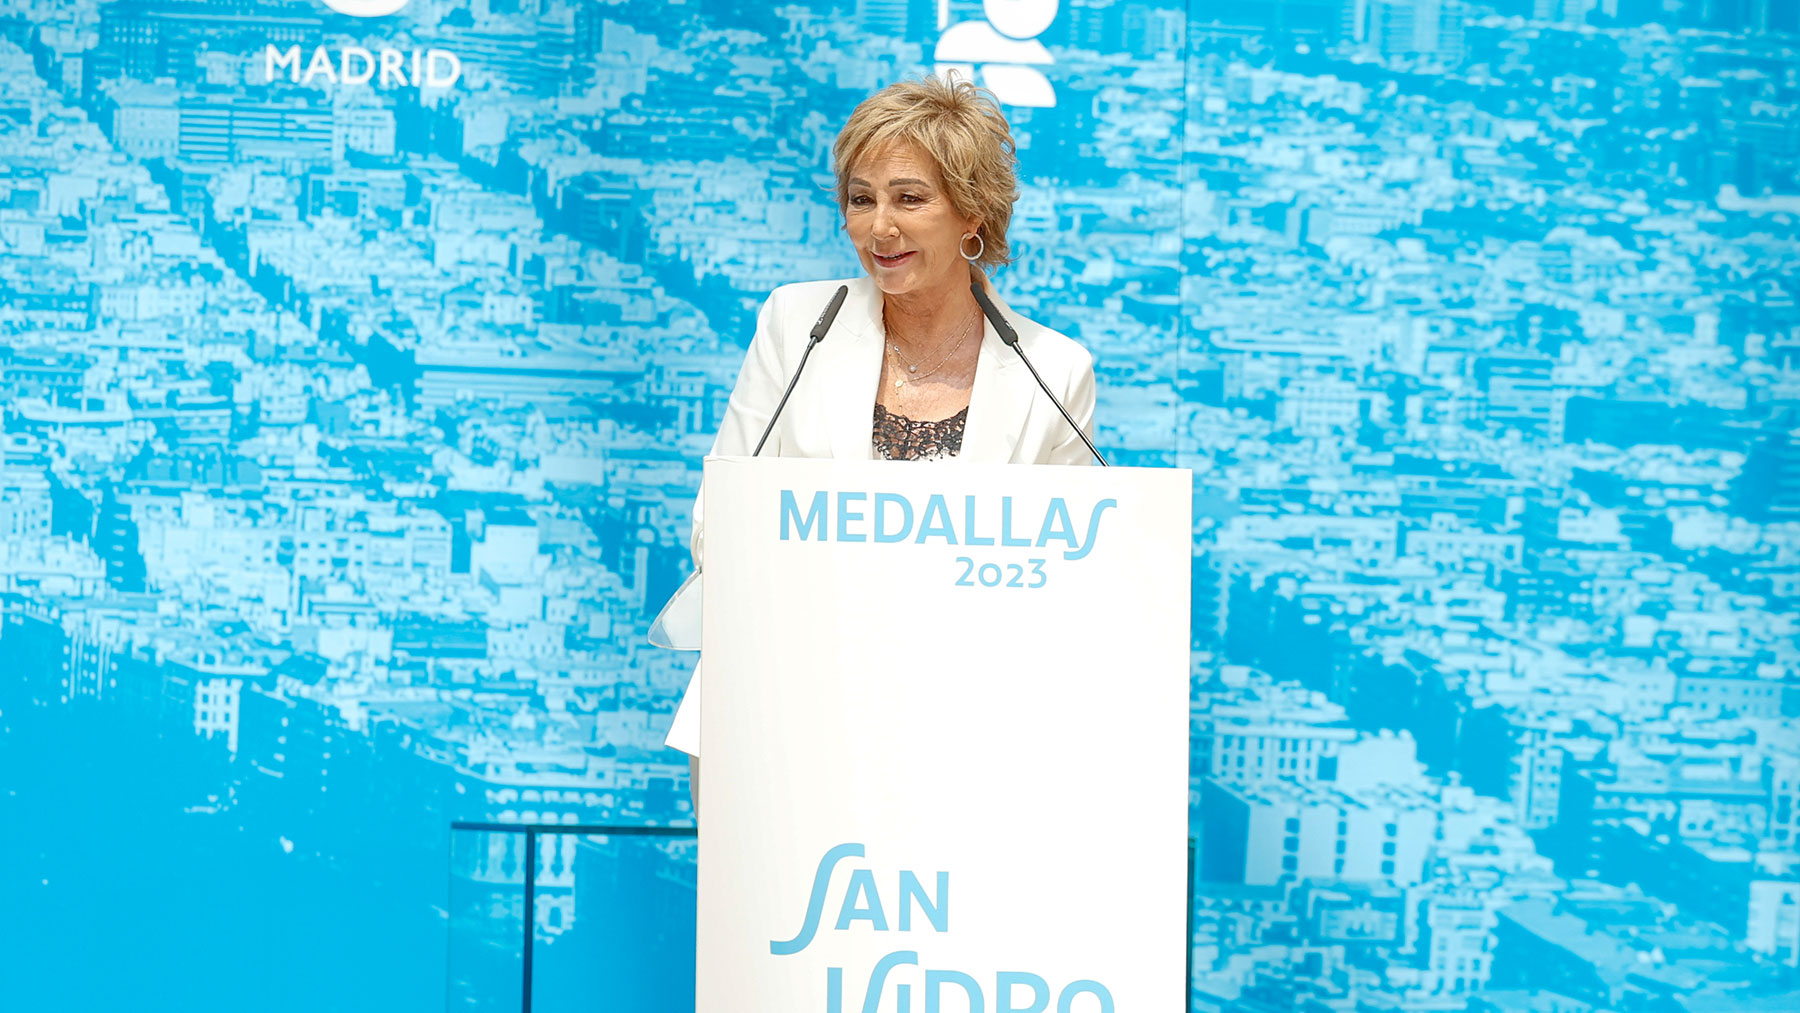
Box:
753;334;821;457
970;281;1108;467
752;284;848;457
1008;344;1109;467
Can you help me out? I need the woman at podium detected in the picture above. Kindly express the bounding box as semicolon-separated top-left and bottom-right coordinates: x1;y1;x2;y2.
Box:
663;74;1099;772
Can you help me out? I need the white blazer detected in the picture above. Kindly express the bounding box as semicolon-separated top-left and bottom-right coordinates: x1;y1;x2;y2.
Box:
665;275;1099;756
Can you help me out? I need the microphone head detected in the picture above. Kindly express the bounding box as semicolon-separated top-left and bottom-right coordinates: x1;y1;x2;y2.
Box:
970;280;1019;346
810;285;850;342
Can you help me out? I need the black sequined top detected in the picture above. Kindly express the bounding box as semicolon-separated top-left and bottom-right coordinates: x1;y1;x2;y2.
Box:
872;403;968;461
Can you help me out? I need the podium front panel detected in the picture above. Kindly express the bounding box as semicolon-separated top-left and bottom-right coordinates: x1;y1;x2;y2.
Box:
698;456;1190;1011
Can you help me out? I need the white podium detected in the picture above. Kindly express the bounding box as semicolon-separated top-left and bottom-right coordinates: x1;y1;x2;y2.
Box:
696;455;1190;1012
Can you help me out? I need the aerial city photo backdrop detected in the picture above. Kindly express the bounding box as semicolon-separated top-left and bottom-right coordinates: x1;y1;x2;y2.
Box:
0;0;1796;1010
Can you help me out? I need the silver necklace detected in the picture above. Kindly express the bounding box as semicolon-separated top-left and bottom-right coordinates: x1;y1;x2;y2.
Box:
888;311;977;389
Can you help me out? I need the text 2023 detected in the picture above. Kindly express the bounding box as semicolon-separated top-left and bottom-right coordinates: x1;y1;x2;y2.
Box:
954;558;1048;588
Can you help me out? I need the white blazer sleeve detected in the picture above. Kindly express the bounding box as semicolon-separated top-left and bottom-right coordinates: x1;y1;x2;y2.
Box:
667;291;789;759
1043;345;1098;467
689;290;789;570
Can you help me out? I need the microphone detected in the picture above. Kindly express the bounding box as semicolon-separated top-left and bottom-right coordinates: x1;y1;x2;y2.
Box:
970;281;1108;467
753;285;849;456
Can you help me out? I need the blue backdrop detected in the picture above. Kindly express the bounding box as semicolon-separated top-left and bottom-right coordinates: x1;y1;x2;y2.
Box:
2;0;1798;1010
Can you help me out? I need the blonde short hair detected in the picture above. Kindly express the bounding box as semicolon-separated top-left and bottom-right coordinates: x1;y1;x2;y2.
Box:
832;75;1020;270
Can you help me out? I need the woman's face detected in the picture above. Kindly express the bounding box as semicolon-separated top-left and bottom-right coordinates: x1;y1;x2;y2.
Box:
844;143;980;301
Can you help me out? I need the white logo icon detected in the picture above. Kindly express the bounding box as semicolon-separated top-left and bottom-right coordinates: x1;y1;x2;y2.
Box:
935;0;1059;107
319;0;410;17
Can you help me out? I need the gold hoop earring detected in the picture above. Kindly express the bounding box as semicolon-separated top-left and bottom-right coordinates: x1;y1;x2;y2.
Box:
960;233;984;262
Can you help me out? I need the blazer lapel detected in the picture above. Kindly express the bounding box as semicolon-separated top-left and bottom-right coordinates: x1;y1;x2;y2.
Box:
960;295;1030;464
824;279;883;461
